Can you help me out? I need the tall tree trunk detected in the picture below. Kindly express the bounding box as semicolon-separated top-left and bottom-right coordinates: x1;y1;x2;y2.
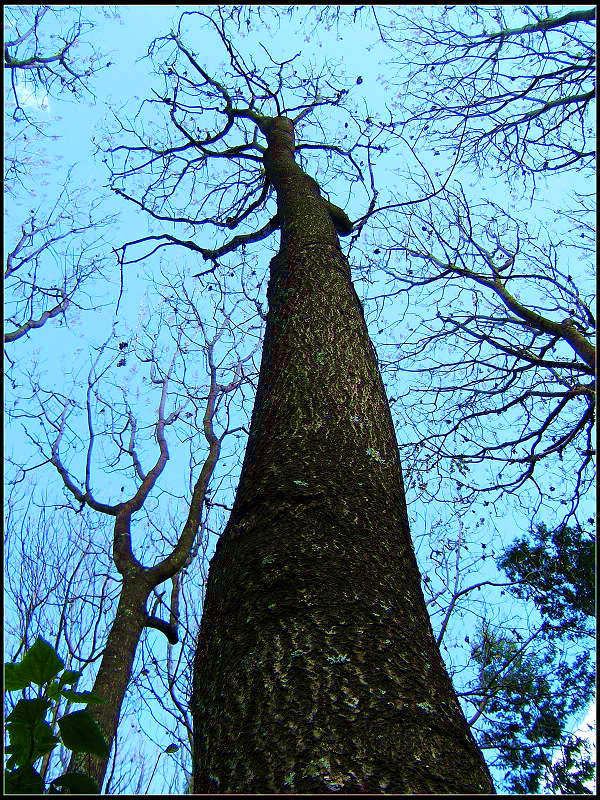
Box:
191;116;495;793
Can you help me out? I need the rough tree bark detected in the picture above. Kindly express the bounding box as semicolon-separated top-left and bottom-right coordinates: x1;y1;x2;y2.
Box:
191;116;495;793
68;572;152;786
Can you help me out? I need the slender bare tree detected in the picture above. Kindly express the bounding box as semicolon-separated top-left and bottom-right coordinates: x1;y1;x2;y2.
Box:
368;182;595;522
12;276;254;788
4;6;119;359
4;175;116;357
4;6;115;128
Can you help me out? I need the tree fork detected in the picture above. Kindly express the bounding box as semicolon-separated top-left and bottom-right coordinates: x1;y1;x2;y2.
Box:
191;116;495;793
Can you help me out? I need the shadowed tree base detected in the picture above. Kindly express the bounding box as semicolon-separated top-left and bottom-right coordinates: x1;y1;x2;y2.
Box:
193;496;495;793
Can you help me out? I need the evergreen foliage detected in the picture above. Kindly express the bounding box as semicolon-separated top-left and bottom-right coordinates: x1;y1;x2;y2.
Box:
472;523;596;793
498;522;595;635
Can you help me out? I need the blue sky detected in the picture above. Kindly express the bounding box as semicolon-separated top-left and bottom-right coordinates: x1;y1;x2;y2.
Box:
4;5;596;793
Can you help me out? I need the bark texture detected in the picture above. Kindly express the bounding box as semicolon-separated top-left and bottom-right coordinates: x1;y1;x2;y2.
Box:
191;116;495;793
68;576;150;787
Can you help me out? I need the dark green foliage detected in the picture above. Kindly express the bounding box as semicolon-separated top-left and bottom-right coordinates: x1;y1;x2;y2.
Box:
48;771;101;794
472;629;595;793
6;698;57;766
5;765;45;794
546;734;597;795
498;522;595;636
58;710;111;757
4;637;108;795
469;522;596;793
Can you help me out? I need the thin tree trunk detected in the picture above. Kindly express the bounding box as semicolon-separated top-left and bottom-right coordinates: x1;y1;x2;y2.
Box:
191;116;495;793
68;576;150;788
61;365;217;790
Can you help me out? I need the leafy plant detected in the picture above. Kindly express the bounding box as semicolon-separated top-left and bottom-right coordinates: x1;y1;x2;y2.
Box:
4;637;109;794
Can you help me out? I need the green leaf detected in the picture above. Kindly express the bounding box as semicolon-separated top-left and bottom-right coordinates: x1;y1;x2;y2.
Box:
60;688;106;705
7;697;50;726
33;719;61;757
18;637;64;687
5;743;26;771
6;702;60;767
165;743;179;754
58;710;110;757
46;680;61;700
58;669;81;688
49;771;100;794
4;662;31;692
4;765;44;794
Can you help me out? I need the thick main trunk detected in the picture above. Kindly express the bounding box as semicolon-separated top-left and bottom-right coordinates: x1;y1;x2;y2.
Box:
68;577;149;789
191;117;494;793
